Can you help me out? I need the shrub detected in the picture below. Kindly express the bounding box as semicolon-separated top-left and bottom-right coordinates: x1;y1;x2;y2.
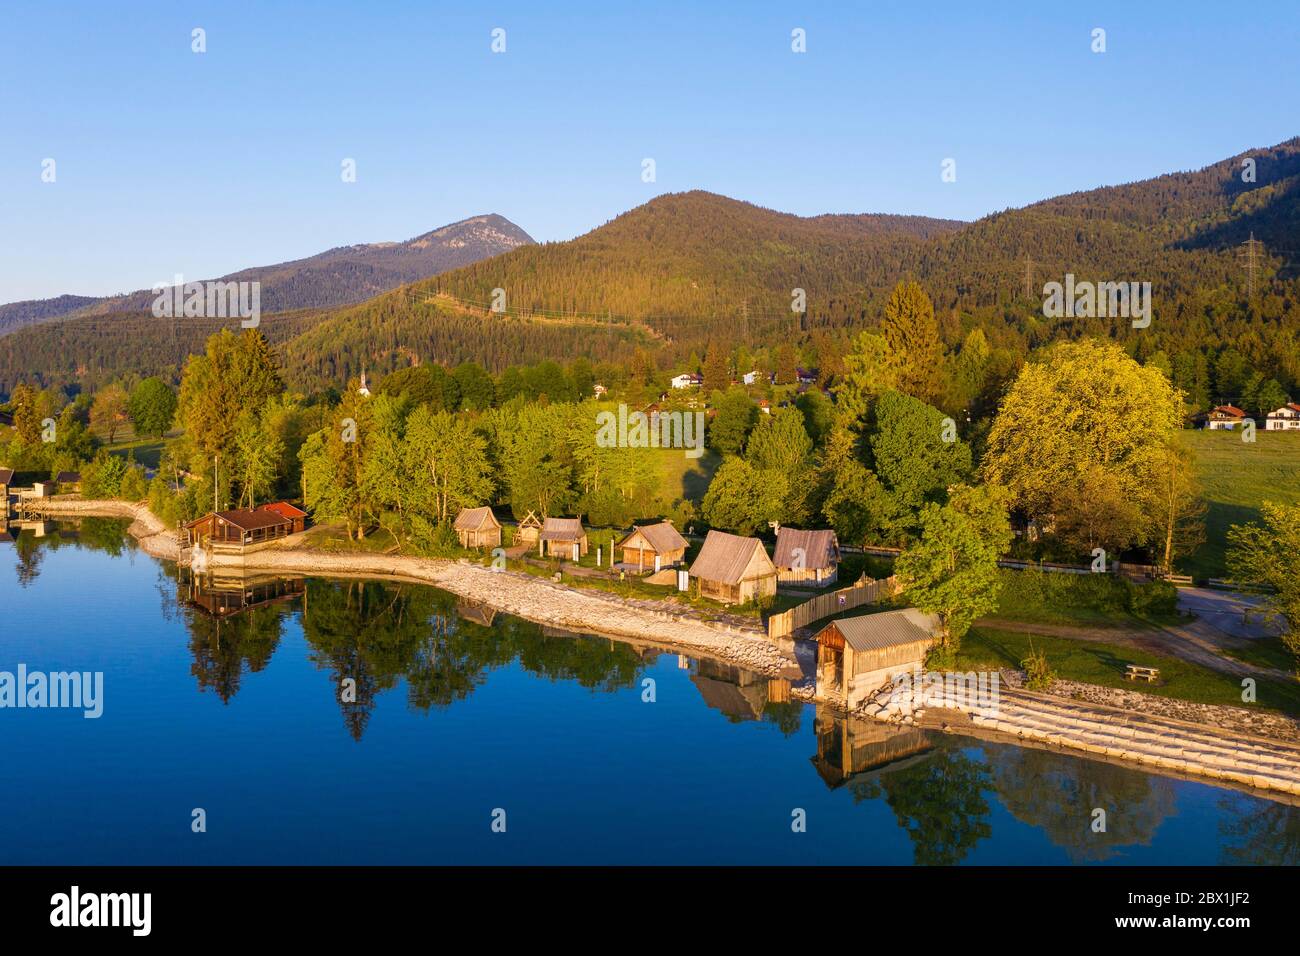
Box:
1021;642;1056;691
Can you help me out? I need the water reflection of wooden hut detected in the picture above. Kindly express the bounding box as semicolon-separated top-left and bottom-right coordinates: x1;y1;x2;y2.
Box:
810;705;933;788
184;573;306;617
455;597;498;627
691;658;773;721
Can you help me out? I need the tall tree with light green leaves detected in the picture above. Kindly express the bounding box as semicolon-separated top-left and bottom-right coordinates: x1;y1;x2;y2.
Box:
1227;502;1300;666
895;484;1014;647
982;339;1183;554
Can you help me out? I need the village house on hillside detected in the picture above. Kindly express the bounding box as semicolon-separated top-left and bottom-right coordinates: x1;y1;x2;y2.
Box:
257;500;307;533
615;521;689;572
670;372;703;389
773;527;840;587
1266;402;1300;430
540;516;588;558
1193;404;1248;429
184;508;294;551
454;506;502;549
688;529;777;605
814;608;940;709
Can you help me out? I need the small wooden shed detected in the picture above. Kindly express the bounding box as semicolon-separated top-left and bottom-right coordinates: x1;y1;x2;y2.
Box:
0;468;13;502
773;527;840;587
515;510;543;545
615;521;689;572
454;506;502;549
688;530;778;605
257;500;308;534
540;516;588;558
55;471;82;494
814;608;938;708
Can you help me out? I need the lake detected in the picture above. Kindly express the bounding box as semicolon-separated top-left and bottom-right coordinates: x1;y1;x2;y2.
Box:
1;518;1296;865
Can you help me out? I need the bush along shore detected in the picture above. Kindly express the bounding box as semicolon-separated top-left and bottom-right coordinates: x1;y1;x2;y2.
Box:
29;498;1300;799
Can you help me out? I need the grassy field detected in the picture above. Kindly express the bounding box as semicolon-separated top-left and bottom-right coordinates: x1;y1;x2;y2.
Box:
957;626;1300;716
988;568;1185;629
1179;430;1300;580
105;436;166;469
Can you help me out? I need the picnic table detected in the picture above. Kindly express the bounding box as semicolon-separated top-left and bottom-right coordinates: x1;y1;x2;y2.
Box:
1124;664;1160;683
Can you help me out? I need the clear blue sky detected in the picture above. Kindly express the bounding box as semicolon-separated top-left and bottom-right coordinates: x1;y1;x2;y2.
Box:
2;0;1296;302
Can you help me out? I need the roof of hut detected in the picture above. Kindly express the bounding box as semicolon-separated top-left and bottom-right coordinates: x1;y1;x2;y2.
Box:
818;608;939;653
540;516;586;540
689;530;774;584
772;528;839;570
618;521;688;554
453;506;499;531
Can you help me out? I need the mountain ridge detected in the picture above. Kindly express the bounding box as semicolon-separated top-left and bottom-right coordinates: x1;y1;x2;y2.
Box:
0;213;535;336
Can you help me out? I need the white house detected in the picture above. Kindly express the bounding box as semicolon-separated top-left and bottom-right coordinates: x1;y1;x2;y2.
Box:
1266;402;1300;431
1193;404;1248;430
670;373;703;389
742;370;760;386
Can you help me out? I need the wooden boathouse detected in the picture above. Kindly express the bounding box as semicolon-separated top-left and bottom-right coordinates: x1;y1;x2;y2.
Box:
184;508;295;551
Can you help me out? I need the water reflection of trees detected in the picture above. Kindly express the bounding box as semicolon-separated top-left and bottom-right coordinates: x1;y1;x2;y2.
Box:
173;574;650;740
185;603;285;703
3;517;132;587
983;743;1178;862
1217;794;1300;865
848;741;994;865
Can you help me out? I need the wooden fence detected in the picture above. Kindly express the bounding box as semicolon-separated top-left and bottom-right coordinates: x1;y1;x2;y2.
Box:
767;575;897;640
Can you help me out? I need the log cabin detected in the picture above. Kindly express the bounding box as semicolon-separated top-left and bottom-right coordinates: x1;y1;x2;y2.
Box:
184;508;294;551
257;501;308;534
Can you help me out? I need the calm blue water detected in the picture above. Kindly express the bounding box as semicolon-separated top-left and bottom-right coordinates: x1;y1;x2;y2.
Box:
0;519;1295;865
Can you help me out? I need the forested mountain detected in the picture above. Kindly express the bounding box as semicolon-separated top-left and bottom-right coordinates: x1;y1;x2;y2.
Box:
0;294;98;336
3;138;1298;397
0;214;534;336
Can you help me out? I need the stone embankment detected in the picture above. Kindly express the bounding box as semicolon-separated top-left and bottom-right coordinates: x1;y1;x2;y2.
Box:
29;498;180;561
861;670;1300;797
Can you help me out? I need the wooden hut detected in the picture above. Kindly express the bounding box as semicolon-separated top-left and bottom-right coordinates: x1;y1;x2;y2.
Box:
688;530;777;605
184;508;294;551
773;527;840;587
453;506;502;549
31;480;55;498
540;516;588;558
814;608;938;708
55;471;82;494
257;501;308;533
515;510;543;545
0;468;12;503
615;521;688;572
